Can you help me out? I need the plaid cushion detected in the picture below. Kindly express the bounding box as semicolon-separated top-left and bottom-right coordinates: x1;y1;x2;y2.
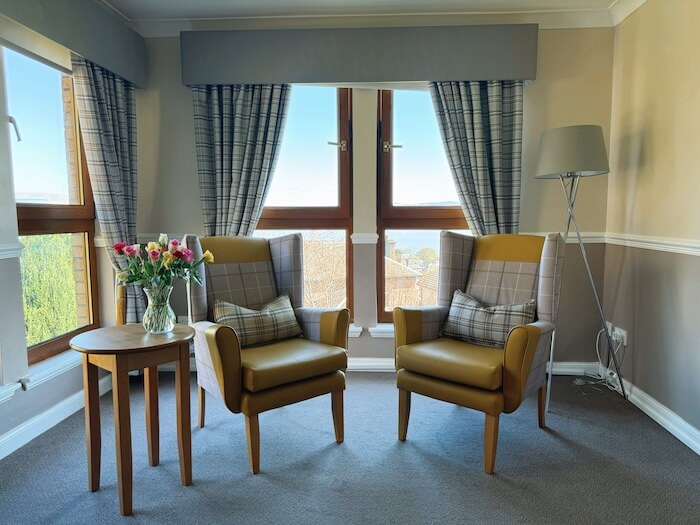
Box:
213;295;302;347
441;290;536;348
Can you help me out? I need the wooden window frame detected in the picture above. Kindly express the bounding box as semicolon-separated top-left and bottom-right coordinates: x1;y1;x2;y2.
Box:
15;75;100;365
257;87;354;315
376;90;467;323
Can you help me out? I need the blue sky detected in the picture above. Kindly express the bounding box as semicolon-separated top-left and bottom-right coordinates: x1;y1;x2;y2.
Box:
266;85;458;207
4;48;72;203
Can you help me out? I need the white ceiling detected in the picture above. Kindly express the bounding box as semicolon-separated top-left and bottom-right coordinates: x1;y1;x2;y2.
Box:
98;0;647;37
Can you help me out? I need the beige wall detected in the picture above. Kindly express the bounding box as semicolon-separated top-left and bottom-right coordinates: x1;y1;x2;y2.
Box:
520;28;614;233
607;0;700;239
604;0;700;428
136;38;202;235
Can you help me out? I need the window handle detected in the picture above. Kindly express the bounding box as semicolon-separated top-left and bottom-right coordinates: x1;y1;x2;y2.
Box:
382;141;402;153
327;140;347;152
8;116;21;142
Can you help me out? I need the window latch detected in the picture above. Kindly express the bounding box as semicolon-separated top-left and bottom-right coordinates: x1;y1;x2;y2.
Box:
8;115;21;142
327;140;347;152
382;141;402;153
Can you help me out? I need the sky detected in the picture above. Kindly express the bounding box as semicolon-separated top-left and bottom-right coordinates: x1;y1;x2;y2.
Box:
4;48;72;204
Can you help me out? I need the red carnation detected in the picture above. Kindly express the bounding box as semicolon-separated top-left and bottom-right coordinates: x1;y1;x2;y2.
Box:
113;241;126;255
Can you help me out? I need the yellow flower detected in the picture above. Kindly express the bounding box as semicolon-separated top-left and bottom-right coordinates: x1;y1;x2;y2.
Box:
146;241;160;252
202;250;214;264
116;270;129;282
162;251;174;269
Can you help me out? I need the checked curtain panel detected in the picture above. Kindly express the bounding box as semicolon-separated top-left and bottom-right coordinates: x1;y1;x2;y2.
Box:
430;80;525;236
71;54;146;323
192;84;290;237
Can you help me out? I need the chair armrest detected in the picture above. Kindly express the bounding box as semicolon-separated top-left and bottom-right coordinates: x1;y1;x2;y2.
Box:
295;307;350;349
191;321;243;414
502;320;555;413
393;306;449;349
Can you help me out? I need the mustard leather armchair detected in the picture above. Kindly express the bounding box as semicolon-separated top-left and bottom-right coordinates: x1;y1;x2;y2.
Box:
394;232;565;473
183;234;349;474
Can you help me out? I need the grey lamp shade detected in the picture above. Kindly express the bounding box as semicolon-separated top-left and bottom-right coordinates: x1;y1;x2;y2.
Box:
534;125;609;179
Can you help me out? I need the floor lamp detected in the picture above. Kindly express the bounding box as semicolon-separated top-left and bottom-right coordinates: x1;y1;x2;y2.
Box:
534;125;627;411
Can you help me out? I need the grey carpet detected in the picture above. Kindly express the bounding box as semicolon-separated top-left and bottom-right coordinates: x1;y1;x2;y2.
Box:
0;373;698;524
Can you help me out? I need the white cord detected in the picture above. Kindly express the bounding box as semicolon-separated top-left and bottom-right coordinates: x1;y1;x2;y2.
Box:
577;328;625;394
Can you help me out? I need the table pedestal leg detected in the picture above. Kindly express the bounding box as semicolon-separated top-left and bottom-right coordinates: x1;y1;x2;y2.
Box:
112;356;133;516
175;343;192;485
82;355;101;492
145;366;159;466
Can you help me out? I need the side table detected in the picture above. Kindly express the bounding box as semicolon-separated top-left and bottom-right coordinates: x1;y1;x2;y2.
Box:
70;323;195;516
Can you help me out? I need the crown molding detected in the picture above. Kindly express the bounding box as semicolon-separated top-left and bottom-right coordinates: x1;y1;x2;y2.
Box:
609;0;648;26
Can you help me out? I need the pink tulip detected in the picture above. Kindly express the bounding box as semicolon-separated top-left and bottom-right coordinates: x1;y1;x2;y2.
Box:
181;247;194;263
168;239;180;254
148;249;160;261
123;245;139;258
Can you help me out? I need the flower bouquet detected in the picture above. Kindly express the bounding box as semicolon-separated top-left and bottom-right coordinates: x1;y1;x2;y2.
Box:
113;233;214;333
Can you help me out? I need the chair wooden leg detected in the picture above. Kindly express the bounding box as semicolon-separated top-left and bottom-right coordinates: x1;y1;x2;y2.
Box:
198;385;205;428
484;413;500;474
331;391;344;443
398;389;411;441
538;385;546;429
245;414;260;475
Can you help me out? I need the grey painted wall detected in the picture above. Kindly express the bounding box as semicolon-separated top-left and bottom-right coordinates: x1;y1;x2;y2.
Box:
604;244;700;429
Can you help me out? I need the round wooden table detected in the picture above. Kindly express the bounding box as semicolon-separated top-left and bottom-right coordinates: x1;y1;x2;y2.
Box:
70;323;195;516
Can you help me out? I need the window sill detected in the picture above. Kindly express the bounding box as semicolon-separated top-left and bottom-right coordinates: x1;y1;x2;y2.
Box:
22;350;82;391
368;324;394;338
0;383;21;405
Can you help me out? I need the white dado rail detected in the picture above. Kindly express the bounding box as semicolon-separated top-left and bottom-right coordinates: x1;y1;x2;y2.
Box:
95;232;700;257
0;241;23;260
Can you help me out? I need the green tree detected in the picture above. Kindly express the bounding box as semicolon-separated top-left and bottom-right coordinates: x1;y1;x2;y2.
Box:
416;247;438;263
20;234;78;347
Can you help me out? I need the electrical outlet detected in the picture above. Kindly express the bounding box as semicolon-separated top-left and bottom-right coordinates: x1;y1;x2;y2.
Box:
605;321;613;334
612;327;628;346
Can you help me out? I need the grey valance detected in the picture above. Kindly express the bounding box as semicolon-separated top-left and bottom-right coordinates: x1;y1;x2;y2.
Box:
181;25;538;85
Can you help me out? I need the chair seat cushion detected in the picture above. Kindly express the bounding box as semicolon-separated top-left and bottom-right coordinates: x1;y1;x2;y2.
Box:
396;338;504;391
241;338;347;392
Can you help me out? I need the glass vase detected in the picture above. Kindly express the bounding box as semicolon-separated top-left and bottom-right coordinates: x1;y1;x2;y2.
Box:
142;284;176;334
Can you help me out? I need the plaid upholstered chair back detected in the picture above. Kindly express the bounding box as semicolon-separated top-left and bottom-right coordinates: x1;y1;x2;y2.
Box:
437;232;565;323
183;234;304;324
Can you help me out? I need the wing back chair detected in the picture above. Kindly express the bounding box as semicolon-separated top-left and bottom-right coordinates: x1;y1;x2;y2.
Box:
183;233;349;474
394;232;565;473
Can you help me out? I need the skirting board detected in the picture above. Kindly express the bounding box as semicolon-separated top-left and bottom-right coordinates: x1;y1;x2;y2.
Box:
0;375;112;461
622;378;700;456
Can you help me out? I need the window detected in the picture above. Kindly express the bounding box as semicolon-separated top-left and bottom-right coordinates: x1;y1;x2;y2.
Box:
377;90;468;322
256;86;352;310
4;47;100;364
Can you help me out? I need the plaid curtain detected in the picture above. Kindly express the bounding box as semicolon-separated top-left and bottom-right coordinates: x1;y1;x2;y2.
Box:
72;54;146;323
192;84;290;236
430;81;524;235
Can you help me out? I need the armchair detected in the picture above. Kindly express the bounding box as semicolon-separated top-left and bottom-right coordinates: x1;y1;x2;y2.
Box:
183;233;349;474
394;232;565;473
